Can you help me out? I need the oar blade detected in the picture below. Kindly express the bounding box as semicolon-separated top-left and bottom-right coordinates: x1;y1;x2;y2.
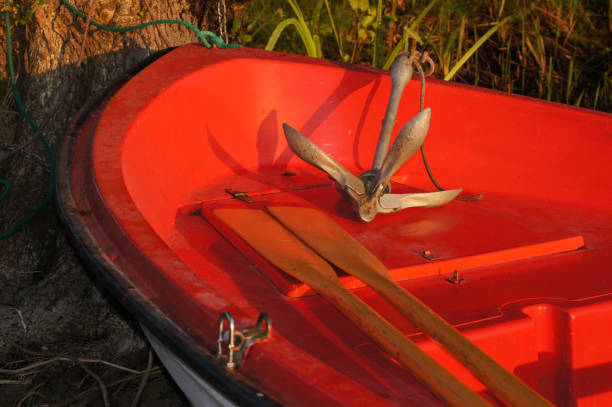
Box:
214;208;339;287
267;206;392;280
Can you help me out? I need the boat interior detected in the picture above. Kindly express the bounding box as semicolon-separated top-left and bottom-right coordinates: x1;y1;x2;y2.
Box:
69;45;612;406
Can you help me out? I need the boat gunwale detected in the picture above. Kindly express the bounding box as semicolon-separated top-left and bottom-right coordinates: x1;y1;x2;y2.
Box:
55;46;281;407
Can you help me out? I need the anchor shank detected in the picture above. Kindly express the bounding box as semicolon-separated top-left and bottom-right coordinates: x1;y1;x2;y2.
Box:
372;54;414;170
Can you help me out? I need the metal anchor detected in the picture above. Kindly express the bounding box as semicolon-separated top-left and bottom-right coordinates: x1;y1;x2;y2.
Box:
283;52;461;222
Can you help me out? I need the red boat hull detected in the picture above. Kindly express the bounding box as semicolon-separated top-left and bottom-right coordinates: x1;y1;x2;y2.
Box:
58;44;612;406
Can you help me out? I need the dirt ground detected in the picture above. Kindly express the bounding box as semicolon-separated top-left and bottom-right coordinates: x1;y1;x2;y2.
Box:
0;247;189;407
0;1;246;405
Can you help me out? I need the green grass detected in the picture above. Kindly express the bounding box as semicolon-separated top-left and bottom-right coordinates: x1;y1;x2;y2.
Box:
265;0;322;57
235;0;611;112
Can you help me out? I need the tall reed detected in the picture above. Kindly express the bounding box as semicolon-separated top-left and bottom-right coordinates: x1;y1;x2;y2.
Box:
238;0;611;112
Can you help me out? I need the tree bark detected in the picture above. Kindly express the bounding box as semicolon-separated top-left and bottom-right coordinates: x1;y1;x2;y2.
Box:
0;1;238;404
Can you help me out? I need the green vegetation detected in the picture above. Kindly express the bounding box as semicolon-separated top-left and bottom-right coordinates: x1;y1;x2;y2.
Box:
233;0;611;112
265;0;323;57
1;0;47;26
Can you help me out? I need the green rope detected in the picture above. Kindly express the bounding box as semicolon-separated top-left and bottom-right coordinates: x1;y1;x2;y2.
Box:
1;0;55;240
60;0;241;49
1;0;241;239
0;180;11;201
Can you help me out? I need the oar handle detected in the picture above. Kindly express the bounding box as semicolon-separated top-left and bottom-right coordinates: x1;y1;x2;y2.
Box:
321;284;492;407
373;275;553;407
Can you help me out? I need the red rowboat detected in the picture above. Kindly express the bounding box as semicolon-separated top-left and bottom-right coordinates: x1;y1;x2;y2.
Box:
57;44;612;406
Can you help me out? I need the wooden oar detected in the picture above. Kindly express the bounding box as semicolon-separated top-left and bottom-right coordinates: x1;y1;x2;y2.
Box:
267;206;553;407
214;208;491;407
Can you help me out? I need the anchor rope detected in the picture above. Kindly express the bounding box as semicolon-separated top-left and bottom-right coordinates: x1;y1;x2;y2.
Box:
410;52;447;192
1;0;240;239
411;52;483;201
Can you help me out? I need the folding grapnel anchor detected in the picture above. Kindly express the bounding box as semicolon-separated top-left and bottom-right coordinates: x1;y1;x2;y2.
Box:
283;51;461;222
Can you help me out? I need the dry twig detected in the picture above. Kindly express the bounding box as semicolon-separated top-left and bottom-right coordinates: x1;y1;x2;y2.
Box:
77;359;111;407
130;348;154;407
0;356;141;375
76;0;101;67
16;381;49;407
51;367;162;407
0;379;32;385
1;345;162;407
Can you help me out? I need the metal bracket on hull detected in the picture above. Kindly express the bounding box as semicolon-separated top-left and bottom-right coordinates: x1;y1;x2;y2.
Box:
216;312;272;369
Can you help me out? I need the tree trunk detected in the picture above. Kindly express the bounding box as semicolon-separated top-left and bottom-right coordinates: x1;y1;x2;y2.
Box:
0;1;238;404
